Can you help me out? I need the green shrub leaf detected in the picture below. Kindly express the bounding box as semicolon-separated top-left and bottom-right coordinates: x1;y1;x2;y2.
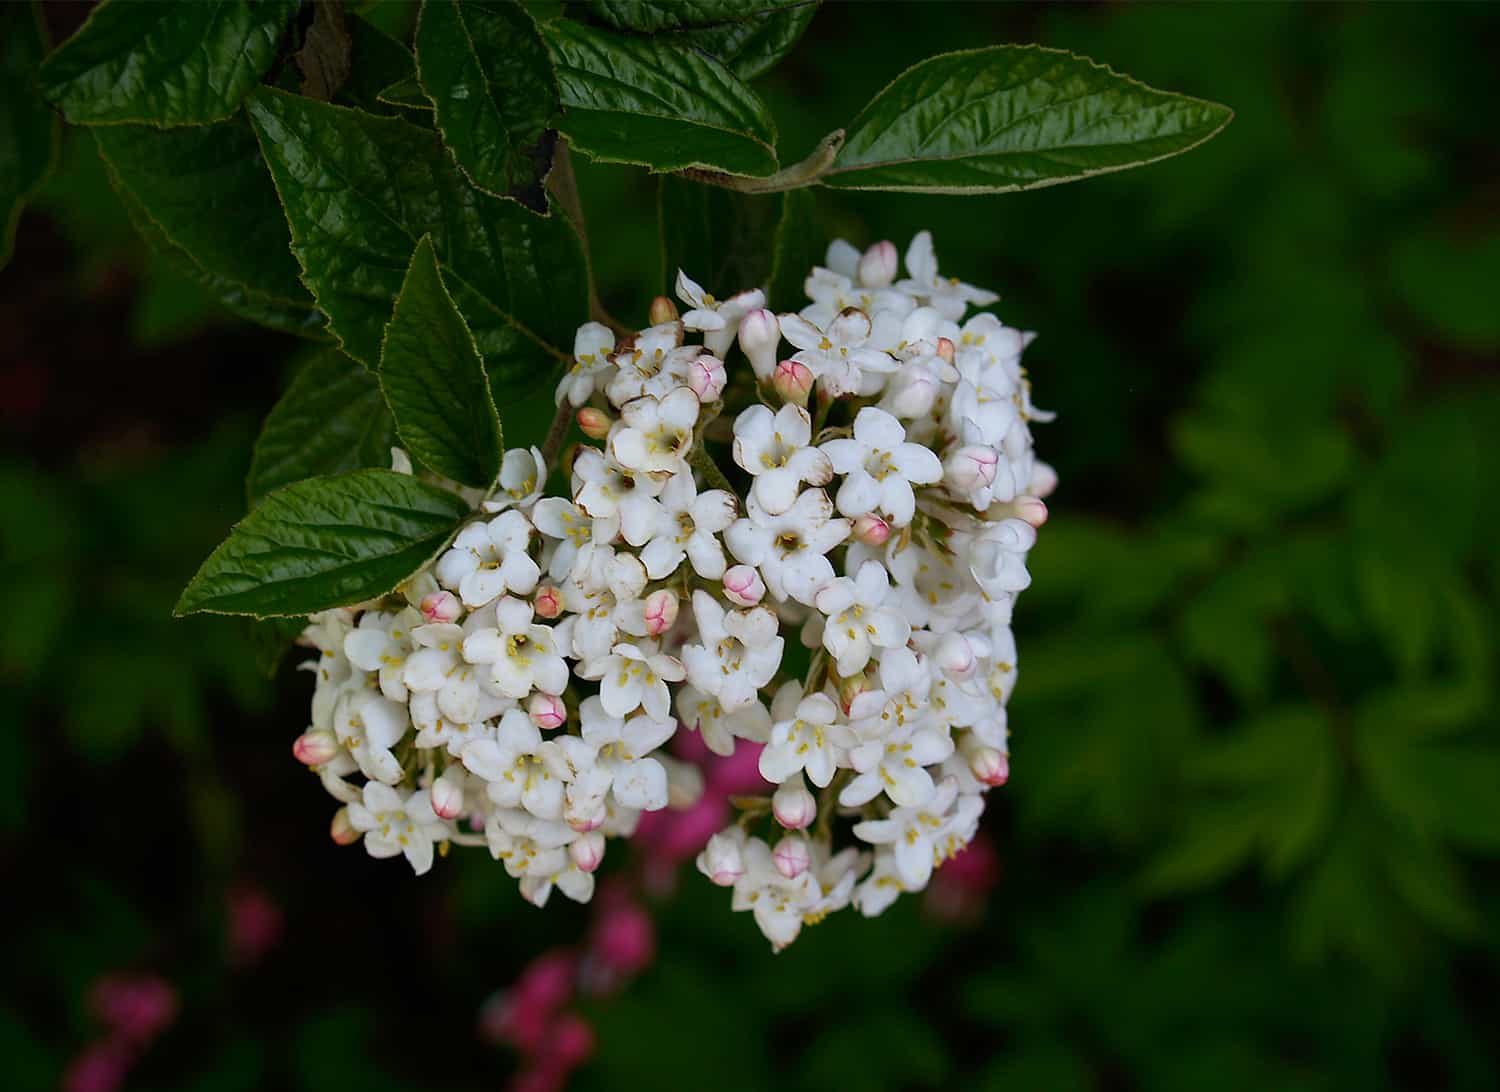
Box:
38;0;297;126
380;235;503;488
175;469;471;618
1;1;58;269
825;45;1232;193
670;3;817;81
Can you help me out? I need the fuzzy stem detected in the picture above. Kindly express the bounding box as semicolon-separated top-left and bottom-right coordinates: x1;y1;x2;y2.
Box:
677;130;845;194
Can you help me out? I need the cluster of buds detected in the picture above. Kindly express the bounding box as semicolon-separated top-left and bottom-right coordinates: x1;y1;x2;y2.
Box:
293;231;1053;949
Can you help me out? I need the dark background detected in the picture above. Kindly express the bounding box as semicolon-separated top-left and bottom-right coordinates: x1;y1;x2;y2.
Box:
4;2;1498;1090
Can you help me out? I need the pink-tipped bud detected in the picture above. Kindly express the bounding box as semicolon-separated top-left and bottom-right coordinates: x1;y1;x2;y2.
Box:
570;831;606;873
945;444;999;493
936;632;978;681
566;794;607;833
772;358;814;407
772;835;811;879
293;729;339;767
533;585;564;619
577;407;612;440
687;355;727;402
649;295;679;325
969;746;1010;787
722;564;766;607
529;692;567;731
737;309;780;380
1029;460;1058;499
858;240;898;288
696;831;744;886
837;669;871;714
419;590;462;624
935;336;956;364
431;771;466;819
644;588;680;636
852;513;891;546
772;780;816;830
1014;495;1048;528
330;807;359;845
888;372;938;419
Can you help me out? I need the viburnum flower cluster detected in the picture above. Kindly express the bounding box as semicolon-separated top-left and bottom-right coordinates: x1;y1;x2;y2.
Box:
291;231;1054;950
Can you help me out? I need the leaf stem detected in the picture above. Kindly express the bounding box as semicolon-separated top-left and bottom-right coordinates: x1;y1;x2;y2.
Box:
540;398;573;468
547;139;627;334
678;129;845;194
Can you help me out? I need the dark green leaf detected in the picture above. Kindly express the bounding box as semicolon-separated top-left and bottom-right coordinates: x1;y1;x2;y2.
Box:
542;20;778;176
416;0;558;212
1388;228;1500;353
376;75;434;112
296;0;354;102
245;87;587;400
38;0;297;126
247;348;397;506
587;0;804;32
672;3;817;81
380;235;503;487
1;1;58;269
825;45;1233;193
175;469;470;618
337;14;421;117
766;187;822;311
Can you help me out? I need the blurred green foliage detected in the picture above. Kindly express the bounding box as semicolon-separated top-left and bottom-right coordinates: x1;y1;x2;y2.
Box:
2;2;1496;1090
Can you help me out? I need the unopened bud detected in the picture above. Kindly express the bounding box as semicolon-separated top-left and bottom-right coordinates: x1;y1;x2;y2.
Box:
330;807;360;846
935;336;955;364
936;632;978;680
431;771;466;819
570;831;606;872
858;240;898;288
533;585;564;619
968;745;1009;787
945;445;999;493
577;407;612;440
852;513;891;546
1029;460;1058;499
722;564;766;607
687;355;727;402
644;588;680;636
649;295;679;325
837;669;872;714
887;372;938;419
696;831;744;886
772;359;814;407
293;729;339;767
552;1014;596;1069
566;793;607;833
772;835;811;879
419;590;462;624
737;309;780;380
772;780;816;830
1014;495;1048;528
529;692;567;730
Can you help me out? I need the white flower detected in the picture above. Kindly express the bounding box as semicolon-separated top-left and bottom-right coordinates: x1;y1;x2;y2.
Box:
565;550;649;664
461;707;571;820
343;608;418;702
581;641;684;720
896;231;997;321
759;692;856;788
520;862;597;907
852;849;907;918
555;321;615;407
639;471;736;580
680;591;784;712
676;685;771;757
347;783;448;876
332;688;408;785
813;559;911;676
530;496;606;581
731;837;818;951
435;511;540;608
676;270;766;357
697;828;747;886
610;387;701;476
724;489;850;605
482;446;547;513
731;403;833;516
778;308;897;396
571;447;665;546
852;776;962;889
558;696;675;811
839;717;953;808
820;407;942;526
401;620;484;726
461;596;568;699
605;321;692;406
485;808;576;879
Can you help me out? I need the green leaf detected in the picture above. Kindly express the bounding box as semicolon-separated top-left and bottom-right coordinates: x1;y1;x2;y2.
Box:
376;75;434;112
336;15;422;118
415;0;558;212
175;469;470;618
38;0;297;127
671;3;817;81
542;20;778;176
245;87;588;400
1388;227;1500;353
587;1;807;32
1;1;59;269
94;117;324;336
766;187;823;311
380;235;503;488
825;45;1233;193
247;348;397;507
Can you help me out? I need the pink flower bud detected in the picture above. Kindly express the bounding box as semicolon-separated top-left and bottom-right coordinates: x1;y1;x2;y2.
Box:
570;831;606;872
936;632;977;680
772;835;811;879
772;780;816;830
945;444;999;493
529;692;567;731
858;240;898;288
737;309;780;380
649;295;679;325
643;588;680;636
852;513;891;546
292;729;339;766
696;831;744;886
330;807;359;846
533;585;564;619
576;407;612;440
566;795;607;833
551;1013;597;1069
431;771;466;819
90;973;178;1044
1029;460;1058;499
969;746;1009;787
771;359;814;406
935;336;956;363
419;590;461;624
1014;495;1048;528
687;354;727;402
722;564;766;607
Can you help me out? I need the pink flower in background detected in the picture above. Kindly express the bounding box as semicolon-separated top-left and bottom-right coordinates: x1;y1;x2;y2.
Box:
227;884;284;968
89;974;178;1044
923;832;1001;924
479;949;579;1053
61;1040;132;1092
